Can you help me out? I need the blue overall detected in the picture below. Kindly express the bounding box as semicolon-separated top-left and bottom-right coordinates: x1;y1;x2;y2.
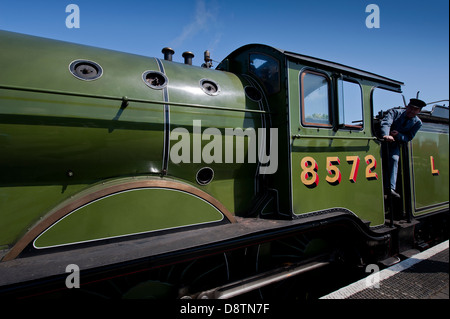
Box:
380;108;422;190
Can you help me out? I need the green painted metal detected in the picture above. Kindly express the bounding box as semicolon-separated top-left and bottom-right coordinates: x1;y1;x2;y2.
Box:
33;187;224;248
0;84;268;114
0;184;88;249
218;44;293;215
160;58;264;214
290;139;385;225
287;59;386;226
1;31;448;259
0;31;258;250
411;130;449;215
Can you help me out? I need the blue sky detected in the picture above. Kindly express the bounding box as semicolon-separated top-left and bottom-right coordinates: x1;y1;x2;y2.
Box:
0;0;448;110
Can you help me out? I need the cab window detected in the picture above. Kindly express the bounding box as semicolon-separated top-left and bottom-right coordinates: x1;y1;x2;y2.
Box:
300;70;332;127
338;79;363;129
249;54;280;95
372;87;404;118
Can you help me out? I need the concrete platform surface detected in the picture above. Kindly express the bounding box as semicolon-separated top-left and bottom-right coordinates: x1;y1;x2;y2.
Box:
320;240;449;299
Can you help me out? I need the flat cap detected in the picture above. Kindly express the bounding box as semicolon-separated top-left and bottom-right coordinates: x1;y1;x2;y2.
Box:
409;98;426;108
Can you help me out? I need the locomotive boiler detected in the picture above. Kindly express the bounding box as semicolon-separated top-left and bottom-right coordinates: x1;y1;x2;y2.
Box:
0;30;448;299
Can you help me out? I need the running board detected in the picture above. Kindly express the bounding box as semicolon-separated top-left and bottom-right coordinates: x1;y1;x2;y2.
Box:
185;258;330;299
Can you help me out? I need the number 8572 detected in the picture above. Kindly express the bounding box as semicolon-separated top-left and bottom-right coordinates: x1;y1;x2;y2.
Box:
300;155;378;188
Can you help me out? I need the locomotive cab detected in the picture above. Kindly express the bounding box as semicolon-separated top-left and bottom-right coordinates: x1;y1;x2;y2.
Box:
220;44;448;229
220;44;403;227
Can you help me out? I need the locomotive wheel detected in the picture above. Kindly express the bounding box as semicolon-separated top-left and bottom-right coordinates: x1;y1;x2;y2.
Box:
239;234;331;299
106;254;230;299
25;253;230;299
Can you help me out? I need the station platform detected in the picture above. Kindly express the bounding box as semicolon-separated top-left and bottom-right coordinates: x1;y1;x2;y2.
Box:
320;240;449;299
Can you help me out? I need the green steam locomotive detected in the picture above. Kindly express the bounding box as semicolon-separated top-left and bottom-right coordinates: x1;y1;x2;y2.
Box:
0;30;448;299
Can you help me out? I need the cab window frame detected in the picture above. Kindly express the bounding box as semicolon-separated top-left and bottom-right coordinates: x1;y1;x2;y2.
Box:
300;69;333;128
370;85;404;119
248;52;281;95
337;77;364;130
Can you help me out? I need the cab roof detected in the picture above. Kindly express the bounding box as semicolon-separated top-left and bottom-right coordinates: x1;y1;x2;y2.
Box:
221;43;404;91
